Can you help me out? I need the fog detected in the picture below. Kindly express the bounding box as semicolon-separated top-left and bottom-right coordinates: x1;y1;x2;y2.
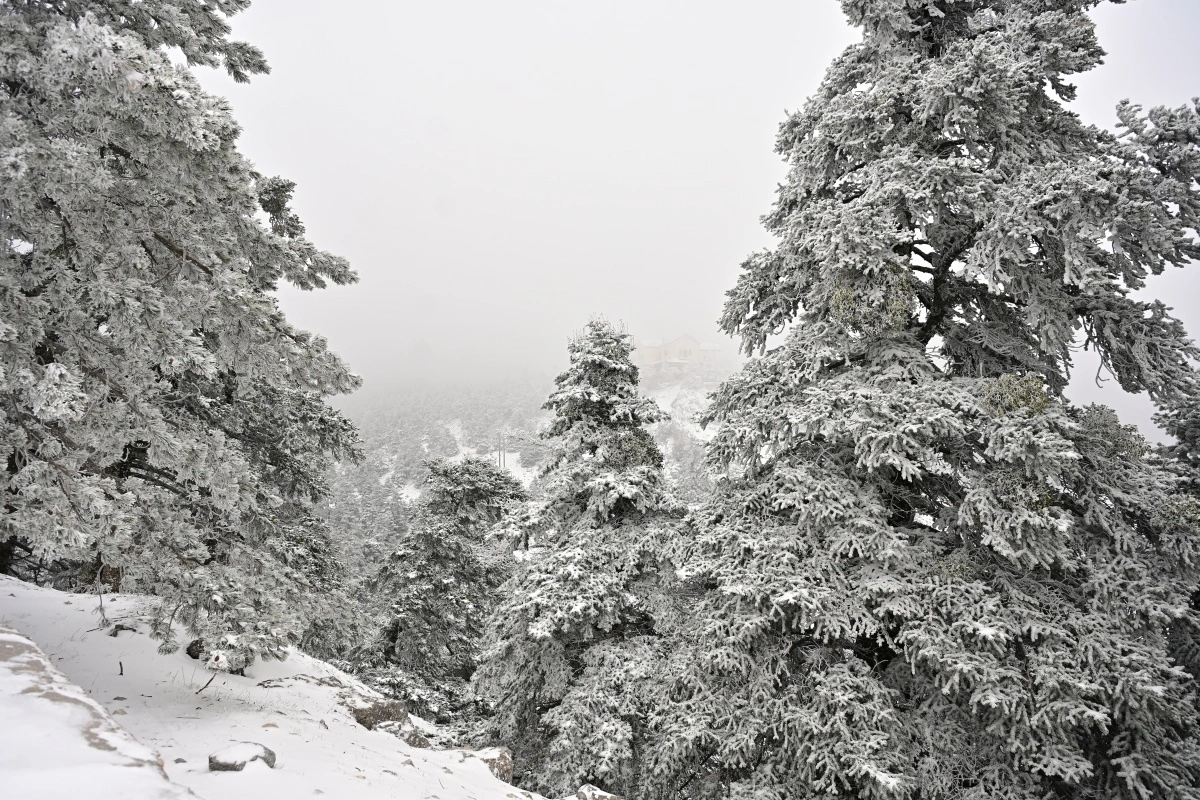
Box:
198;0;1200;432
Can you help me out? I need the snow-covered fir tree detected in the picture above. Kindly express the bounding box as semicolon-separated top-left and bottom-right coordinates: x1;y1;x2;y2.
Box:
537;320;669;531
639;2;1200;799
358;456;525;720
476;319;686;797
321;457;409;583
1157;396;1200;726
0;1;362;670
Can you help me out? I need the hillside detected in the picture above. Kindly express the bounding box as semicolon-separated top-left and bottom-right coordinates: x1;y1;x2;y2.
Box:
0;576;543;800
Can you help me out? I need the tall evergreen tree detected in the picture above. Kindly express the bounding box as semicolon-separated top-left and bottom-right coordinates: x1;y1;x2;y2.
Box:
476;319;683;797
647;2;1200;798
1157;397;1200;727
0;1;361;669
359;456;526;719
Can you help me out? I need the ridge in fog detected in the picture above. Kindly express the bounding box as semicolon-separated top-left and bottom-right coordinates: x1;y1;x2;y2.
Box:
198;0;1199;437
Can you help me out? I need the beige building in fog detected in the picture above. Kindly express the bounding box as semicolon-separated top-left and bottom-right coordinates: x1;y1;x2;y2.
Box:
632;334;731;377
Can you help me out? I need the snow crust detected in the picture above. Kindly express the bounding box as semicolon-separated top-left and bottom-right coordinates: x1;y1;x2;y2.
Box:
0;576;542;800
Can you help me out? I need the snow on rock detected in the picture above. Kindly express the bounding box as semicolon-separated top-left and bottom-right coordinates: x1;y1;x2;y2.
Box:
474;747;514;782
208;742;276;771
573;785;624;800
376;708;459;749
0;576;544;800
347;697;409;730
0;625;194;799
378;716;432;748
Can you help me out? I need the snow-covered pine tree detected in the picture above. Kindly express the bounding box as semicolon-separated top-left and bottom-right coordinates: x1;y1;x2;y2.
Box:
476;319;684;797
0;1;362;669
359;456;526;719
646;2;1200;799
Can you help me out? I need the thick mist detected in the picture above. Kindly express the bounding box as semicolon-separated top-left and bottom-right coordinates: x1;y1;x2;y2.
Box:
197;0;1200;432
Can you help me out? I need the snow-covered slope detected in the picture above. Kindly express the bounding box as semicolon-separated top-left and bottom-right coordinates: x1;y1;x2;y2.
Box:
0;625;194;799
645;378;719;443
0;576;541;800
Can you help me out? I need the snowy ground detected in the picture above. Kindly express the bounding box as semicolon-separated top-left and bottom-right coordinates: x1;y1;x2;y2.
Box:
0;576;542;800
484;450;537;487
0;625;194;799
445;418;538;487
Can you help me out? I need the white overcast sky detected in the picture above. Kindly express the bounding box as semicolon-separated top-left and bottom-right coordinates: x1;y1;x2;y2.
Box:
198;0;1199;433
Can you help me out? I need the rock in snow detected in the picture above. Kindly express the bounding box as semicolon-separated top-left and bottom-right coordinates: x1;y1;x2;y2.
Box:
348;697;409;730
476;747;514;782
208;742;276;772
456;747;514;782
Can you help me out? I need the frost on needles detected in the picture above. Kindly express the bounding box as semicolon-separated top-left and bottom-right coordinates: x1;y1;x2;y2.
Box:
644;1;1200;798
0;2;362;670
476;319;687;797
356;456;527;721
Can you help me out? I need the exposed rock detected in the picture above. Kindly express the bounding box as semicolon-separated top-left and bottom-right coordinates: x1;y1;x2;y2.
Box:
380;722;429;748
405;729;431;747
208;742;276;772
452;747;518;787
185;638;205;660
475;747;514;783
350;698;408;730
